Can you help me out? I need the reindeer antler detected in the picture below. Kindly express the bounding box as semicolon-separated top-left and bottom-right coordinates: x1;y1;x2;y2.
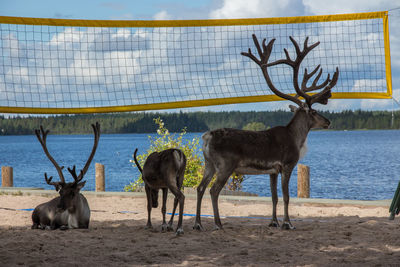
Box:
77;122;100;180
35;126;66;185
44;172;63;191
67;165;84;184
241;34;339;108
35;122;100;188
66;122;100;183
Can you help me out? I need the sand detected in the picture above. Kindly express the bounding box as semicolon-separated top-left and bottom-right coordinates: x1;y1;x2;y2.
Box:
0;192;399;266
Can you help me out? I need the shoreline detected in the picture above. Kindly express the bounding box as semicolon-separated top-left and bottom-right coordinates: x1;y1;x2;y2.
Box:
0;187;392;207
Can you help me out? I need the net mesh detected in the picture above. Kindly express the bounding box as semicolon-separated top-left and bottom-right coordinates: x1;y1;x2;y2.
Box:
0;12;391;113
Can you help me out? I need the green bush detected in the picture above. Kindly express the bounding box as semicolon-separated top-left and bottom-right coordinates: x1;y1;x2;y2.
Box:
124;117;245;192
242;122;268;131
124;118;204;191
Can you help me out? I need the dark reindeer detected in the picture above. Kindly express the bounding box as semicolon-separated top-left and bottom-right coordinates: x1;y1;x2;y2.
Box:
31;122;100;230
193;34;339;231
133;148;186;235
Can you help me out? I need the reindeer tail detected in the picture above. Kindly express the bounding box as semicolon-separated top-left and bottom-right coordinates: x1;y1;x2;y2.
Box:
133;148;143;174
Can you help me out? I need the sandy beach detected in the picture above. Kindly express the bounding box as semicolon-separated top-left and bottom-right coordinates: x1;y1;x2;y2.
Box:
0;191;399;266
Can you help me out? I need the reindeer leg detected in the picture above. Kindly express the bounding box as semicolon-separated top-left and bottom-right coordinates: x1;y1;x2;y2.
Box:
168;186;185;236
210;168;233;230
50;219;58;230
194;161;215;231
168;197;178;231
168;171;182;231
161;188;168;232
281;168;295;230
269;173;280;227
168;166;185;235
176;192;185;236
144;185;153;229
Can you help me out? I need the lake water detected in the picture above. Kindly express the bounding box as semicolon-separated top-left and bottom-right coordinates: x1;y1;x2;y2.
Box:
1;130;400;200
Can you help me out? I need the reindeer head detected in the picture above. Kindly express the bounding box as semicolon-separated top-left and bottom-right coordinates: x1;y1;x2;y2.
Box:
289;104;330;129
35;122;100;212
241;34;339;129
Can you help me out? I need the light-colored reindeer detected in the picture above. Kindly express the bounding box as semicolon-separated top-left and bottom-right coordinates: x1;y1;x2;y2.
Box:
31;123;100;230
193;34;339;231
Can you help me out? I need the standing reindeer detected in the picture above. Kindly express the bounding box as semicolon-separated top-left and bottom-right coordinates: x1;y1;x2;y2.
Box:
193;34;339;231
31;122;100;230
133;148;186;235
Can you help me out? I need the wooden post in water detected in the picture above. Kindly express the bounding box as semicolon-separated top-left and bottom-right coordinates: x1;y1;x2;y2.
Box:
95;163;105;192
297;164;310;198
1;166;13;187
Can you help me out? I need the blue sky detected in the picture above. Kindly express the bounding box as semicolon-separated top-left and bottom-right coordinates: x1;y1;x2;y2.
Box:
0;0;214;20
0;0;399;112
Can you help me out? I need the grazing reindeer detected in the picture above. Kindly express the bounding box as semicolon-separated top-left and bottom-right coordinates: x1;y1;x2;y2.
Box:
133;148;186;235
31;122;100;230
193;34;339;231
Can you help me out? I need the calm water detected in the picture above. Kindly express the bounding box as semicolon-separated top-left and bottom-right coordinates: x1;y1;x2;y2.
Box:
1;130;400;200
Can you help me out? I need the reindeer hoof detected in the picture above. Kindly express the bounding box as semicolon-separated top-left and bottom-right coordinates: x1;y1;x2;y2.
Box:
59;225;69;231
175;228;184;236
167;224;174;232
269;221;280;228
161;223;169;232
145;224;153;230
281;222;295;230
213;225;223;231
193;222;204;231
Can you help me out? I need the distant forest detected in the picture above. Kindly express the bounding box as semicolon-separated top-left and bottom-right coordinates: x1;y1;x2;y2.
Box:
0;109;400;135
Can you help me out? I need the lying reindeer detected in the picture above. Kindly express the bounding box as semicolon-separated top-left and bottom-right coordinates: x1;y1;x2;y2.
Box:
133;148;186;235
194;35;339;231
31;122;100;230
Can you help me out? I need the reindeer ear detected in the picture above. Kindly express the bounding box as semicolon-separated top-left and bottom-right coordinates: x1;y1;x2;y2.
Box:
55;184;62;192
76;181;86;190
289;105;298;112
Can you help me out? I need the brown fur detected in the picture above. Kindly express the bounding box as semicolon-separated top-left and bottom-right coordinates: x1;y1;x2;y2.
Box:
134;148;186;235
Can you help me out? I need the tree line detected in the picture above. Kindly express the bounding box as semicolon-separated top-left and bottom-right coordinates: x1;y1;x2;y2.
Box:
0;109;399;135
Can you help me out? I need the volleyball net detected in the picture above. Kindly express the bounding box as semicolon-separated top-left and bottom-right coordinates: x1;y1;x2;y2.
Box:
0;11;392;114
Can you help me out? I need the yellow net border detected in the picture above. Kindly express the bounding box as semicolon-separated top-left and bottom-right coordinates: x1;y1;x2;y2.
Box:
0;11;392;114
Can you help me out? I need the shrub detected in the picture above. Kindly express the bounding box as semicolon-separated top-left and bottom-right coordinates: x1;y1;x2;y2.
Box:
124;117;245;192
242;122;268;131
124;118;204;191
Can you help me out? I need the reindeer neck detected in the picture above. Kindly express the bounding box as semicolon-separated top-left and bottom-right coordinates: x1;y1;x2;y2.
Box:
286;111;311;149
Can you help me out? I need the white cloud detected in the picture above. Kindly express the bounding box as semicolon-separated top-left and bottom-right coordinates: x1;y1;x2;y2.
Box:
0;1;398;111
0;23;389;109
2;34;24;58
302;0;400;70
352;79;387;93
209;0;304;19
207;0;400;110
153;10;173;20
360;98;393;110
303;0;395;15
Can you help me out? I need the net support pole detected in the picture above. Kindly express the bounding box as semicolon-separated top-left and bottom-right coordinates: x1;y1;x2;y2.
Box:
1;166;13;187
297;164;310;198
95;163;105;192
